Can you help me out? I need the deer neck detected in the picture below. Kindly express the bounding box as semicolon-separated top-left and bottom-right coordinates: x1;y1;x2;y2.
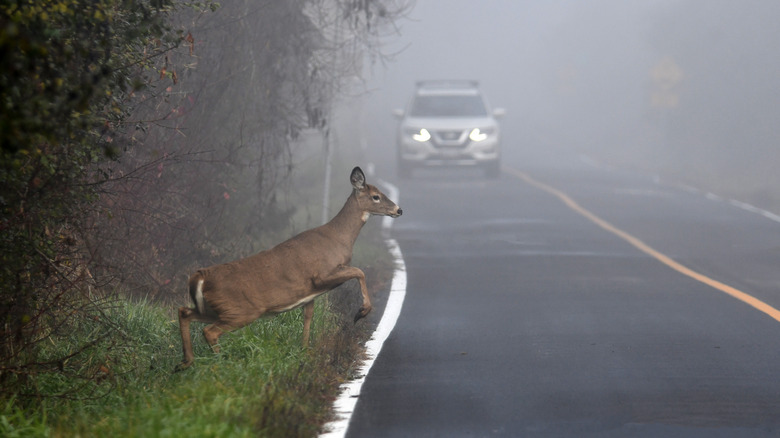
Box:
325;191;366;248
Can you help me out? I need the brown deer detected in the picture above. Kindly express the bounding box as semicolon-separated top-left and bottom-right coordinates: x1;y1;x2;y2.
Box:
175;167;402;371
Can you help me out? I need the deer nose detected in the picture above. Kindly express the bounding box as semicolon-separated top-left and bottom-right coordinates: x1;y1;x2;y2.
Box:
396;208;403;216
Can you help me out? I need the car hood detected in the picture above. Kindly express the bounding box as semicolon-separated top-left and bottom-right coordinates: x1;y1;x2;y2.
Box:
401;116;497;130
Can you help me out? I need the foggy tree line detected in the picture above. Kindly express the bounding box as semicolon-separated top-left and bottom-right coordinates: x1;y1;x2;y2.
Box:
532;0;780;207
0;0;409;399
645;0;780;204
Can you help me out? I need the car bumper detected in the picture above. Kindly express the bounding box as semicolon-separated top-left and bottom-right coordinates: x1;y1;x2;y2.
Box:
398;138;500;167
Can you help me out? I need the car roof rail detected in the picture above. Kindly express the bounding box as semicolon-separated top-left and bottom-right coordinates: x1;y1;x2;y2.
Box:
415;80;479;90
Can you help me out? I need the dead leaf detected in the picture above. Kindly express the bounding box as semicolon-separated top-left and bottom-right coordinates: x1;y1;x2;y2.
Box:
185;32;195;56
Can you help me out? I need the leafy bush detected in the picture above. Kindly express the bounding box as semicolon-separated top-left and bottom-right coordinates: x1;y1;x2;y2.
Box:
0;0;196;398
0;0;408;424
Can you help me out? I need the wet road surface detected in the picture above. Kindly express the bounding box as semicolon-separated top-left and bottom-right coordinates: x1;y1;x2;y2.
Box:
345;157;780;437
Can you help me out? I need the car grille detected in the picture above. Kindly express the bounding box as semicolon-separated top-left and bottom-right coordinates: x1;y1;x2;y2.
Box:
432;129;467;148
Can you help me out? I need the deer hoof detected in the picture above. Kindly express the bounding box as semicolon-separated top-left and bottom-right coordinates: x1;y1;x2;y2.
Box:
174;360;192;373
354;306;372;323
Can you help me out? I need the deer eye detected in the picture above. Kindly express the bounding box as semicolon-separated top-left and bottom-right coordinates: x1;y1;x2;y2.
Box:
372;195;381;202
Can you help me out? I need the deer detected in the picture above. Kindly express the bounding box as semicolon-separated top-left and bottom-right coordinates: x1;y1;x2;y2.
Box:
175;166;402;371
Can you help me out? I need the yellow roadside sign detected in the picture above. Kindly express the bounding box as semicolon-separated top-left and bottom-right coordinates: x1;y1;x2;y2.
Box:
651;92;679;108
651;56;683;108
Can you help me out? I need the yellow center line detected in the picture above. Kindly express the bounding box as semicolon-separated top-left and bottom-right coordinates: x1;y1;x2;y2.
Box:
504;166;780;323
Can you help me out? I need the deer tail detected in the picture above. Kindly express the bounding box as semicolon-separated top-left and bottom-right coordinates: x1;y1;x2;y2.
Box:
188;272;206;315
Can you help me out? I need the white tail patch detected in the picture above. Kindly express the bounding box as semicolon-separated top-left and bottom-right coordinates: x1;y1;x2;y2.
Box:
195;278;205;314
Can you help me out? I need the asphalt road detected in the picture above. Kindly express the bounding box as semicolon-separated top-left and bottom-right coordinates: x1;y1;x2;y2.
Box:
346;156;780;437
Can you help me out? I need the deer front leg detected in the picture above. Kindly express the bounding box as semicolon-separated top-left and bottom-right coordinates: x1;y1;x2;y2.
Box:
353;273;371;323
302;301;314;346
317;265;372;324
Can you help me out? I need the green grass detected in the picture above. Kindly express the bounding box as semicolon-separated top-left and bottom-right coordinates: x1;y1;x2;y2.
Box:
1;139;398;437
0;284;374;438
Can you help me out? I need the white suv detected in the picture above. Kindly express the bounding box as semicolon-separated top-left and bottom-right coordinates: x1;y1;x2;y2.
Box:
394;80;504;178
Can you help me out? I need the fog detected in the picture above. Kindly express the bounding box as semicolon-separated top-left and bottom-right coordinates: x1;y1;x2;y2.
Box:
355;0;780;208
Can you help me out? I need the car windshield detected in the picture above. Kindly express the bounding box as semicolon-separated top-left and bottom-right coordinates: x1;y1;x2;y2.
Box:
409;95;488;117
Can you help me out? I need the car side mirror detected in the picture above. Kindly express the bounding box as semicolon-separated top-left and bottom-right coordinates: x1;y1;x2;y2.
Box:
493;108;506;118
392;109;405;119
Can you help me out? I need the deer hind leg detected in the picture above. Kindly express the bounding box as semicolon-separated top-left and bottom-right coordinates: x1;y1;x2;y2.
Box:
176;306;216;372
202;322;234;353
200;309;263;354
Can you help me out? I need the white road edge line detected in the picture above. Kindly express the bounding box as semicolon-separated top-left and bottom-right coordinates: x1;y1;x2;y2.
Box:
580;154;780;224
319;178;406;438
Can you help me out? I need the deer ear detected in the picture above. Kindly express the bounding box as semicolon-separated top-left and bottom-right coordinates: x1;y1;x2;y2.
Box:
350;167;366;190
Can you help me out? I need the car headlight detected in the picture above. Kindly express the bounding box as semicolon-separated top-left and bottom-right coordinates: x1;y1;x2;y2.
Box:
408;128;431;142
469;128;494;142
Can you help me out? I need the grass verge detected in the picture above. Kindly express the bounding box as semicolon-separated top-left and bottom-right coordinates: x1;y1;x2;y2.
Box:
0;226;393;438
